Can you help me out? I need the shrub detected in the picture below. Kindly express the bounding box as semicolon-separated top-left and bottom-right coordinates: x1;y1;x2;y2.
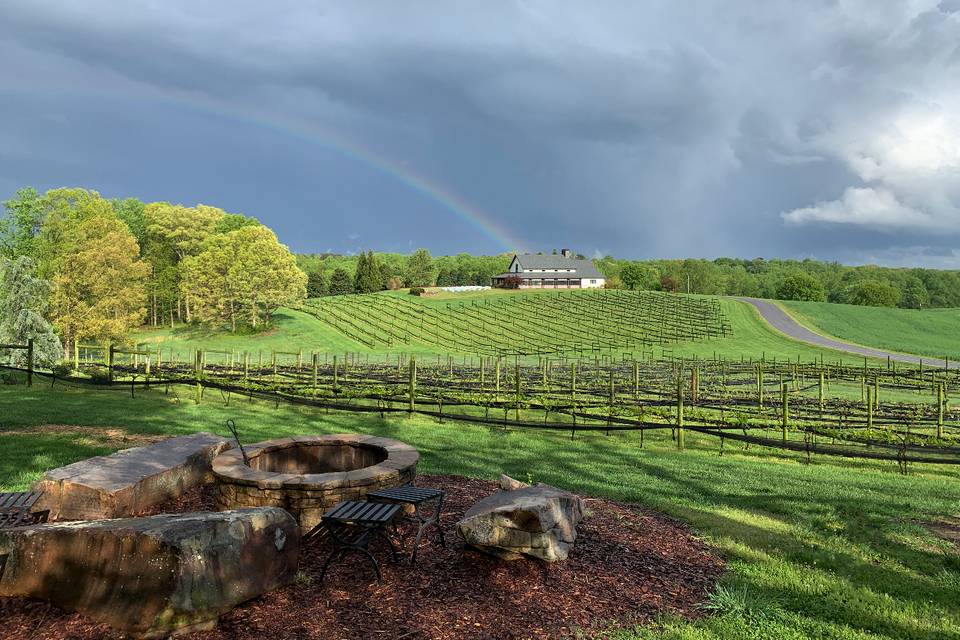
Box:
409;287;425;296
501;275;522;289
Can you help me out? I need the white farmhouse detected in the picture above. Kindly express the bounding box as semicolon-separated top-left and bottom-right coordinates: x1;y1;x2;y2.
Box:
491;249;606;289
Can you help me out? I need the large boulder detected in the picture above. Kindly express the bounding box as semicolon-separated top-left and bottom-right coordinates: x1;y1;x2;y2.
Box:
457;484;585;562
0;508;299;637
34;432;232;520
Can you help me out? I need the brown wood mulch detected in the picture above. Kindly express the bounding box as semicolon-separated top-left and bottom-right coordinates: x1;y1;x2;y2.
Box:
0;475;724;640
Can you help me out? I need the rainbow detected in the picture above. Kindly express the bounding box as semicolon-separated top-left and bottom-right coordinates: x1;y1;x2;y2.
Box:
4;86;524;252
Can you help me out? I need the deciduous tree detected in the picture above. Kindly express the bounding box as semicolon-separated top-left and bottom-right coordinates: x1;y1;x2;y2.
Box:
404;248;435;287
180;226;306;331
40;193;149;346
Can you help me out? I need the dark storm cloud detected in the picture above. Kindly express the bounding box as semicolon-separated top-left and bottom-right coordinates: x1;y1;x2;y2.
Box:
1;1;958;264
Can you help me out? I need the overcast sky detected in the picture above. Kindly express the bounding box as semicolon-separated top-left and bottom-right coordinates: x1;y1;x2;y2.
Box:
2;1;960;265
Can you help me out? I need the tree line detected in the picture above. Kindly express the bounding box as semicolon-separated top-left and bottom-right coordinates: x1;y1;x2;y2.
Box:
298;250;960;309
597;256;960;308
296;251;511;296
0;187;306;364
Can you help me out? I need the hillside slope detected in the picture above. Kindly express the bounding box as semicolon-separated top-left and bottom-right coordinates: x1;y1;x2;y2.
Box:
780;301;960;362
131;291;882;363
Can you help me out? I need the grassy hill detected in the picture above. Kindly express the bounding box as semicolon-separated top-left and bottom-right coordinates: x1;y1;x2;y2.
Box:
780;301;960;363
130;290;885;364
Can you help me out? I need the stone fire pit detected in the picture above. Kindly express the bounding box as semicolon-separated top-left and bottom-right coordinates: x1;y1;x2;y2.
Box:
212;434;418;532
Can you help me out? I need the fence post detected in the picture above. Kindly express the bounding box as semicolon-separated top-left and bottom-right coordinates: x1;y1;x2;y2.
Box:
781;383;788;441
408;356;417;413
757;364;764;409
333;354;339;391
107;343;114;385
676;374;685;450
819;371;825;413
312;353;318;393
26;338;34;387
937;381;945;440
514;362;521;421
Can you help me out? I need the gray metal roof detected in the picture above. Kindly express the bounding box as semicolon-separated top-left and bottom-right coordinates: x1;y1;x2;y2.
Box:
512;253;604;278
493;272;599;280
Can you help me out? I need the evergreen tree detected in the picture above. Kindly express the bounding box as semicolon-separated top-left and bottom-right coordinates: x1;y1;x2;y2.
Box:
0;257;64;367
355;251;384;293
329;268;354;295
306;270;328;298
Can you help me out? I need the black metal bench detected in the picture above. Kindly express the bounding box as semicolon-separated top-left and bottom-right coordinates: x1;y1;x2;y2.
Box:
0;491;48;529
368;486;445;565
310;500;402;584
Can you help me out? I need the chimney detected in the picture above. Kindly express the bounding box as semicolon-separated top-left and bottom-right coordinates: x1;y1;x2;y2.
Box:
561;248;571;258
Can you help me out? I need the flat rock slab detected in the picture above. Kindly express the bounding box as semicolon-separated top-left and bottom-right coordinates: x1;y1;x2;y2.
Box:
34;432;232;521
457;484;585;562
0;508;300;638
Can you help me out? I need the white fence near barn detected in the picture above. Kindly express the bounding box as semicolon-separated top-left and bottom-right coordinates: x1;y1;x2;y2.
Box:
438;285;491;293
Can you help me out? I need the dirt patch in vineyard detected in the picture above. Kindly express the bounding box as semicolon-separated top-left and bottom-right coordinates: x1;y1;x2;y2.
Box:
922;516;960;549
0;424;166;449
0;475;724;640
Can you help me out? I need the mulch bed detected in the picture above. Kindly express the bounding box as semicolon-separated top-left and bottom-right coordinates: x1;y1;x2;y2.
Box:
0;475;723;640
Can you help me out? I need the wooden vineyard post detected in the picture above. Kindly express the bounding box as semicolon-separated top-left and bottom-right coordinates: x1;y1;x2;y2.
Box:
73;340;79;373
514;362;522;422
781;383;788;441
757;364;764;409
243;352;250;381
333;354;339;391
866;386;873;430
408;356;417;413
819;371;825;414
570;362;577;400
297;350;303;372
480;356;486;389
194;349;202;404
26;338;33;387
107;343;114;385
607;369;615;431
874;376;880;410
311;353;318;394
937;381;945;440
495;358;501;399
633;361;640;399
144;354;151;388
676;374;685;450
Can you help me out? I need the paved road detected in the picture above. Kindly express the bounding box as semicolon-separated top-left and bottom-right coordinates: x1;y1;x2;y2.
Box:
737;297;957;368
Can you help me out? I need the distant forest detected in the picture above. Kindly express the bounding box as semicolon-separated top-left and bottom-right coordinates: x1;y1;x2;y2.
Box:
298;251;960;309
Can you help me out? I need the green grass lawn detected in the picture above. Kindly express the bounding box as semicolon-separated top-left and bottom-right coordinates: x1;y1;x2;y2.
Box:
780;301;960;363
2;382;958;639
129;294;880;366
